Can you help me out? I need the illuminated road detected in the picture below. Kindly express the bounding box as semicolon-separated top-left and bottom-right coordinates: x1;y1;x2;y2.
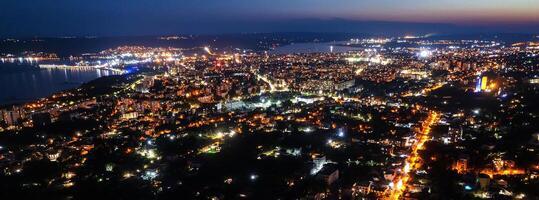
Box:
252;71;288;92
402;82;446;97
387;111;440;199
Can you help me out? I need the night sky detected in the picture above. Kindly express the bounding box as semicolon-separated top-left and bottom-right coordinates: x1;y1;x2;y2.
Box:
1;0;538;37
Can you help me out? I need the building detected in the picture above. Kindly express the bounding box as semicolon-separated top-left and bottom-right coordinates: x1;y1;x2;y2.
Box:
2;109;21;126
32;112;52;127
317;163;339;185
335;79;356;91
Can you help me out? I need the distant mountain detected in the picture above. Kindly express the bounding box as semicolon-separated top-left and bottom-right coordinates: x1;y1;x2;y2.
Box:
221;18;539;36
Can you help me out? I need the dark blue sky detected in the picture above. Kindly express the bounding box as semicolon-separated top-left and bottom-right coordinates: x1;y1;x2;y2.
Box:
1;0;538;37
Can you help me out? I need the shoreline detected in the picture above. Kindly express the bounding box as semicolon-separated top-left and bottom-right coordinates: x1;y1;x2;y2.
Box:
0;67;122;107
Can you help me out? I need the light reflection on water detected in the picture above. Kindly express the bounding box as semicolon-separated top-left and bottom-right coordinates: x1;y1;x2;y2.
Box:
271;41;361;54
0;64;121;105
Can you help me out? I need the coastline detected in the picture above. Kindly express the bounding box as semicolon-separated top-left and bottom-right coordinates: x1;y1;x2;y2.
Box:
0;65;122;107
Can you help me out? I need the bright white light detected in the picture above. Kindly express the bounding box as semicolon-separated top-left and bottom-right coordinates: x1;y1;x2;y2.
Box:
337;129;344;137
473;109;480;115
419;49;431;58
146;149;158;159
396;180;403;190
404;162;410;173
142;170;158;180
250;174;258;180
303;127;314;133
204;47;212;55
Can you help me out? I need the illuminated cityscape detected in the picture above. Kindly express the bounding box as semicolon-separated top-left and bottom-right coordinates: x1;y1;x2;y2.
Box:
1;1;539;200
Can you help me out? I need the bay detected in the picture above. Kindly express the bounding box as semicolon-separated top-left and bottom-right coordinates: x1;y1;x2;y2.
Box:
0;62;121;105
